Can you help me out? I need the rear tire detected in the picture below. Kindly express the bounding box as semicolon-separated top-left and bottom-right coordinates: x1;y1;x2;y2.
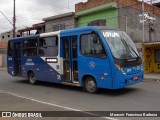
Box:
28;72;37;85
84;77;98;94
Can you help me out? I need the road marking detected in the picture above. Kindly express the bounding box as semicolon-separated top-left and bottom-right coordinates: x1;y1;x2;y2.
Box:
0;89;120;120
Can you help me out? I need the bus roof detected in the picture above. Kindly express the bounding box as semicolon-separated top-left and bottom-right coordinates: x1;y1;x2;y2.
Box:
9;26;118;41
8;34;39;41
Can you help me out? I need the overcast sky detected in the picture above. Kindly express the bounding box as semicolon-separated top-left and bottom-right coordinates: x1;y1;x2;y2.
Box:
0;0;159;33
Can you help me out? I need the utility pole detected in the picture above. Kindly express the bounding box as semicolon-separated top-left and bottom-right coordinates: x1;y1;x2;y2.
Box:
13;0;16;38
149;0;153;42
148;13;152;42
142;0;144;43
150;0;153;5
125;15;128;33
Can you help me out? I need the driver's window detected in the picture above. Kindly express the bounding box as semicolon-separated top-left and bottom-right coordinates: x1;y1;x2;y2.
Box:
81;33;106;58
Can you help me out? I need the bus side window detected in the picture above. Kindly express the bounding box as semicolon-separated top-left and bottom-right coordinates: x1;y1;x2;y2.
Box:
23;39;38;56
81;33;106;58
39;36;58;57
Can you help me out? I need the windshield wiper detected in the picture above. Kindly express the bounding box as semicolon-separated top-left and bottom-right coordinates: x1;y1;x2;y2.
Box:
121;38;139;58
113;30;139;59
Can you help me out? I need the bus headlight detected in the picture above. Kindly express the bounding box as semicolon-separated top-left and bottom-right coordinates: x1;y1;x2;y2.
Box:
115;64;126;74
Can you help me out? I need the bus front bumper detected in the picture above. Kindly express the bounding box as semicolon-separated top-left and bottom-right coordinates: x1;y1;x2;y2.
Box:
113;71;144;89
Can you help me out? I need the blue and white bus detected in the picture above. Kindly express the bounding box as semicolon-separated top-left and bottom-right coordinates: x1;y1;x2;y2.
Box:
7;26;143;93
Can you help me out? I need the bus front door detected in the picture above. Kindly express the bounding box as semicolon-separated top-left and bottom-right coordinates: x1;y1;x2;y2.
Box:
62;36;78;83
14;42;22;75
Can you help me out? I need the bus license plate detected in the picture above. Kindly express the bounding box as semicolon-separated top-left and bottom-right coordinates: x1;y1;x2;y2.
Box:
133;76;138;81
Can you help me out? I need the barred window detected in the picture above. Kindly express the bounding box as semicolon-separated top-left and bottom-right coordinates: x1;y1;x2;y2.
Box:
52;24;65;31
154;49;160;63
88;19;106;26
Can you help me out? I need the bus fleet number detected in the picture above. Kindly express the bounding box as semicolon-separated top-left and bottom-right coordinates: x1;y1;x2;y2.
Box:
57;75;61;80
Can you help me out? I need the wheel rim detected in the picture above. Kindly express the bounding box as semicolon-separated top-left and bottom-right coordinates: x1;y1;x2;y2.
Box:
86;78;96;92
29;73;35;83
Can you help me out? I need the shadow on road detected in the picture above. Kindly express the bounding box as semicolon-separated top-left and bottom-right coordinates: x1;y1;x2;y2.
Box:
14;79;140;96
99;87;139;96
14;79;83;92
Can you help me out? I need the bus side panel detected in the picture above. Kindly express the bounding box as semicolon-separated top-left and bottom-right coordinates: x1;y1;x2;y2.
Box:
78;30;114;89
78;56;113;89
21;56;62;83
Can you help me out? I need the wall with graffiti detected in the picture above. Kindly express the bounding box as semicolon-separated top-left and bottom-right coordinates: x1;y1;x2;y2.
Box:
143;45;160;73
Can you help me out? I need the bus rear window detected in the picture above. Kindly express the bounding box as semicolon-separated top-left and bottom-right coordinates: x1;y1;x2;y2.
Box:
8;41;13;56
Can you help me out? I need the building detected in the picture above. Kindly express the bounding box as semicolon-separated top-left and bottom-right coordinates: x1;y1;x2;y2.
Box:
43;12;75;32
0;30;21;54
0;30;20;42
75;2;118;29
75;0;160;43
153;2;160;8
18;22;45;36
75;0;160;73
142;42;160;73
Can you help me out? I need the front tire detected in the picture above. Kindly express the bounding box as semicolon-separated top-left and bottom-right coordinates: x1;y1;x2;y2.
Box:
28;72;37;85
84;77;98;94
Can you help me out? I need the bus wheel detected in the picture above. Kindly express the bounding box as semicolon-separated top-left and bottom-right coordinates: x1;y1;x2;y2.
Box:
28;72;36;85
84;77;98;94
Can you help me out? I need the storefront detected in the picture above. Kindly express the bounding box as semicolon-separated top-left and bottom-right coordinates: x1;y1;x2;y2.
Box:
142;42;160;73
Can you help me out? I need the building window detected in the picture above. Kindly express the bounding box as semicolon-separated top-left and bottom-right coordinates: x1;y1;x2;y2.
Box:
52;24;65;31
88;19;106;26
59;23;65;30
81;33;106;58
154;49;160;63
53;25;59;31
2;36;4;39
8;35;10;38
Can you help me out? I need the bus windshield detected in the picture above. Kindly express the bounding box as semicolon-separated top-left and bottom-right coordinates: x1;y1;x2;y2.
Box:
101;30;139;59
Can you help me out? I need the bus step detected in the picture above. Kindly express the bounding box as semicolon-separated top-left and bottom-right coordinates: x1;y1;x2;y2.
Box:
61;82;80;86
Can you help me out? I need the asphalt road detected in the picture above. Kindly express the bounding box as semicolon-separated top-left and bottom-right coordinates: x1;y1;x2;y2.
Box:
0;71;160;120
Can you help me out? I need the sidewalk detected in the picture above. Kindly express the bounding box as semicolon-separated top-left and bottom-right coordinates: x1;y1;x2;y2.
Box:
0;67;7;71
0;67;160;81
144;73;160;82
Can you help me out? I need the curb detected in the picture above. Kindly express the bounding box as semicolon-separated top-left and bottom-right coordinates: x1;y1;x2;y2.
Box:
0;67;7;71
143;78;160;83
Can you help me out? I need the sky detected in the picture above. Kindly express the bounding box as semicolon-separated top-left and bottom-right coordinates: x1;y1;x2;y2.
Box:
0;0;87;33
0;0;159;33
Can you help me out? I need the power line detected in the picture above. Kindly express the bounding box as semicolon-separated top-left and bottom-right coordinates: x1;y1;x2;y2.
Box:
13;0;16;38
0;0;86;32
0;0;159;33
0;10;13;25
145;0;159;3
